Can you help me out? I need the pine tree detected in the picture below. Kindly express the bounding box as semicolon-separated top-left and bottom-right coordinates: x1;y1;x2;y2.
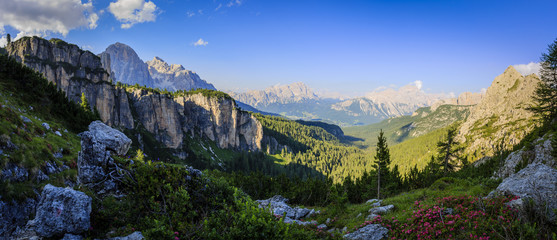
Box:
528;38;557;120
374;129;390;199
436;127;462;175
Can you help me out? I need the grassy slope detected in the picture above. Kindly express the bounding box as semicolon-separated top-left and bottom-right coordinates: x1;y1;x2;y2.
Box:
343;105;471;149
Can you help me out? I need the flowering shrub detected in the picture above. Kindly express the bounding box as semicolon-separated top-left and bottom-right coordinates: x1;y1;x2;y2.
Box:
356;195;525;240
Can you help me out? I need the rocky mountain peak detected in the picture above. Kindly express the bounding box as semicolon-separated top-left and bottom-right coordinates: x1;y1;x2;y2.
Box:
100;42;154;87
146;57;186;74
458;65;541;158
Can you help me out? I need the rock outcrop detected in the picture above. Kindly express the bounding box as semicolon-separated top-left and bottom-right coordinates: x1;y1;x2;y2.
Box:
457;66;540;158
129;90;263;151
7;36;264;152
0;198;36;239
34;184;92;237
495;135;555;179
344;224;389;240
78;121;132;186
491;163;557;221
107;231;145;240
147;56;216;91
7;37;135;129
256;195;318;225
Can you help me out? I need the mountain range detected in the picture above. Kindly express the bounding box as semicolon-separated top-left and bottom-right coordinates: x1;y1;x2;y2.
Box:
230;82;453;126
100;42;216;91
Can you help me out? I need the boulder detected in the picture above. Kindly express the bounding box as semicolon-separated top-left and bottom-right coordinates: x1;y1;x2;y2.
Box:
34;184;92;237
496;137;555;179
107;231;145;240
493;163;557;220
256;195;316;222
62;233;84;240
1;163;28;182
366;213;379;221
78;121;131;185
369;205;394;215
366;199;382;207
343;224;388;240
0;198;36;239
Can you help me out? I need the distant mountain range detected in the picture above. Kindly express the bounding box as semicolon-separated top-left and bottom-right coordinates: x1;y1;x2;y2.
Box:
100;43;216;91
230;82;454;126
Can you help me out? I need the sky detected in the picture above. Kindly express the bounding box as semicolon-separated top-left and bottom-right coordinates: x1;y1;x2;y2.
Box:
1;0;556;98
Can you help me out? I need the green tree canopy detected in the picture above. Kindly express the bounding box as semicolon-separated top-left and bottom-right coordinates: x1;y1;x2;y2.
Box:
529;37;557;120
374;129;390;199
436;127;462;175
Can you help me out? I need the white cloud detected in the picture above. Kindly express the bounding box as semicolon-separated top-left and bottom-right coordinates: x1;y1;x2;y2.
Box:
0;36;6;48
193;38;208;46
215;4;223;11
0;0;98;38
108;0;158;29
513;62;540;76
413;80;423;90
186;11;195;17
227;0;242;7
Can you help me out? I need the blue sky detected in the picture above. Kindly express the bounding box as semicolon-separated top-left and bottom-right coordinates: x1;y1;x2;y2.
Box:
1;0;556;97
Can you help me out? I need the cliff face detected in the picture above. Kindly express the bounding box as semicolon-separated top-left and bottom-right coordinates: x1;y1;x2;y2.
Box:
99;42;154;87
7;37;263;152
457;66;540;158
7;37;135;129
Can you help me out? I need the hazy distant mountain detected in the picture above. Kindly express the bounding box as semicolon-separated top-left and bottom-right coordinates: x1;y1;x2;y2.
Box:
230;82;319;107
230;82;451;126
147;56;215;91
430;91;484;111
101;43;215;91
332;84;448;118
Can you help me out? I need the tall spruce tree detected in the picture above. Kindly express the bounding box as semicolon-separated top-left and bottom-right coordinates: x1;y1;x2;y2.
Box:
436;127;462;175
528;38;557;120
374;129;390;199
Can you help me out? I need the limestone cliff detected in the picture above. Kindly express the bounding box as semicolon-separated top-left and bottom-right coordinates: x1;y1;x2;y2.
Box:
128;90;262;151
7;37;134;129
99;42;154;87
7;37;263;152
457;66;540;158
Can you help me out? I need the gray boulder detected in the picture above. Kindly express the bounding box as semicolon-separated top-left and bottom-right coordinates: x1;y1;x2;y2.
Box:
107;231;145;240
366;199;382;207
34;184;92;237
0;198;36;239
343;224;388;240
256;195;316;222
20;115;32;123
369;205;394;215
62;233;84;240
78;121;131;185
1;163;28;182
496;136;555;179
493;163;557;220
